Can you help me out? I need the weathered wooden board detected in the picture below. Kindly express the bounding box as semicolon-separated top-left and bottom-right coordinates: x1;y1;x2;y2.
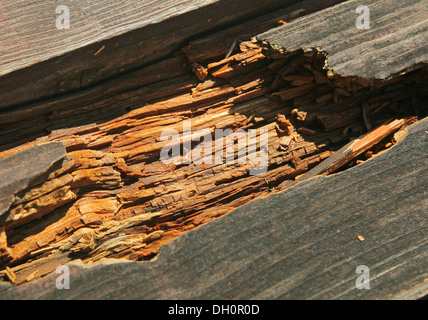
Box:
0;142;66;221
0;0;426;300
257;0;428;79
0;0;299;110
0;118;426;299
0;0;345;152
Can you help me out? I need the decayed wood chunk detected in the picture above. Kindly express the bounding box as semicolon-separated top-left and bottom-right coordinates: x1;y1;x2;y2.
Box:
0;40;426;284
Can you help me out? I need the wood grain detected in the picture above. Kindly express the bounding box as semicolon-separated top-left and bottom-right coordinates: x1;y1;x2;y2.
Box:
0;142;66;220
0;0;298;110
0;0;426;299
1;39;424;285
0;118;426;299
257;0;428;79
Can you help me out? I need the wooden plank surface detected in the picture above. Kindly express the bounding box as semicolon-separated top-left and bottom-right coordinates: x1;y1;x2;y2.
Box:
0;142;66;220
0;0;345;152
257;0;428;79
1;35;426;285
0;118;426;299
0;0;426;300
0;0;298;110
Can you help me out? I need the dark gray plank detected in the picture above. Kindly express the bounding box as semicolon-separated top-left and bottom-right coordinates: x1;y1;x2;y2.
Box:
0;0;297;110
0;142;66;222
257;0;428;79
1;118;426;299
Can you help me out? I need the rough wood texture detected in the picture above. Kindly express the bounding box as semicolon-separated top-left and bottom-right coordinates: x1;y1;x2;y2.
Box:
0;118;426;299
0;143;66;220
0;44;343;283
0;39;425;285
0;0;304;110
257;0;428;79
292;119;405;182
0;0;345;152
0;0;427;298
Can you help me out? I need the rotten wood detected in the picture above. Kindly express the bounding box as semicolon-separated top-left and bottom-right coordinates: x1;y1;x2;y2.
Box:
1;0;314;110
1;118;426;299
0;38;426;285
288;119;407;186
0;0;426;300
